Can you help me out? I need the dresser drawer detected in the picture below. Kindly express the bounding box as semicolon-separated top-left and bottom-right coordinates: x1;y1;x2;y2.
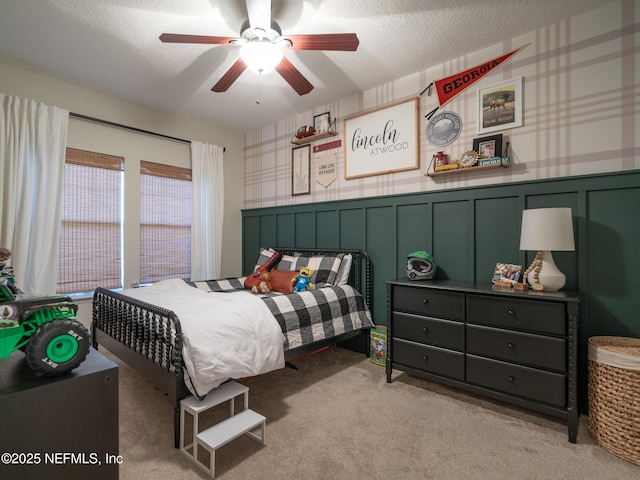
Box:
393;312;464;350
466;355;566;408
392;339;464;380
466;294;566;336
393;286;464;321
466;325;566;372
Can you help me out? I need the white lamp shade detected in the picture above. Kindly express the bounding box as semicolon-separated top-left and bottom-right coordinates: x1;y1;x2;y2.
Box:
240;41;284;74
519;208;575;252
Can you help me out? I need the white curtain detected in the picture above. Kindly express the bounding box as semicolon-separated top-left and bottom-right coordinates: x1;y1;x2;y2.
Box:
0;94;69;294
190;141;224;281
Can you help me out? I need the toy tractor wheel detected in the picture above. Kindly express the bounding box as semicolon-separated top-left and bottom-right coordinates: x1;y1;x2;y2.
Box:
25;319;90;376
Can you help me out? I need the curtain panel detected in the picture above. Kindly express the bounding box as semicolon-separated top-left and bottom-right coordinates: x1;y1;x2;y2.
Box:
0;94;69;295
190;141;224;281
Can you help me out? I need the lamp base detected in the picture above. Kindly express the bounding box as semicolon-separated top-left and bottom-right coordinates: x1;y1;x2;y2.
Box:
526;250;566;291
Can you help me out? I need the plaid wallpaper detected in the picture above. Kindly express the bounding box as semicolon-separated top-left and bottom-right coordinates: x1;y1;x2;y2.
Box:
243;0;639;209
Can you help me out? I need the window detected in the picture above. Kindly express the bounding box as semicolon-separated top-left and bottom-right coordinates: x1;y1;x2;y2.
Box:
57;148;123;294
140;161;192;284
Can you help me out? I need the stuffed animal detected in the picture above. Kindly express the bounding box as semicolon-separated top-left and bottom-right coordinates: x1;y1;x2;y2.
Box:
251;271;272;293
293;266;314;292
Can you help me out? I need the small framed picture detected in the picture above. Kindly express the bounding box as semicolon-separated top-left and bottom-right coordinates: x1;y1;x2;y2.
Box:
473;134;503;159
292;144;311;196
313;112;331;133
478;77;523;134
493;263;522;285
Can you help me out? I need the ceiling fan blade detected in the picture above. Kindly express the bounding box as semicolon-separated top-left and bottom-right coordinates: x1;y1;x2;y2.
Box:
246;0;271;31
159;33;238;45
284;33;359;51
211;58;248;92
275;57;313;96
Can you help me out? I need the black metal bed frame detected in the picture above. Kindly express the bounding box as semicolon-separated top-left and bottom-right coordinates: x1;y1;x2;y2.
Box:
91;248;373;448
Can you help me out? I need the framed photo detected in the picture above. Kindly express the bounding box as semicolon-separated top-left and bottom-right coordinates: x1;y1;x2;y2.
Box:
478;77;522;134
492;263;522;285
292;144;311;196
313;112;331;133
473;133;503;159
344;97;419;180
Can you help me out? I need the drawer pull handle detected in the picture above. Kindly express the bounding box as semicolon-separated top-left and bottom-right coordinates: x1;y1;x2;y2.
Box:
422;299;429;305
507;309;515;316
422;355;429;362
508;376;515;383
507;342;515;350
422;327;429;335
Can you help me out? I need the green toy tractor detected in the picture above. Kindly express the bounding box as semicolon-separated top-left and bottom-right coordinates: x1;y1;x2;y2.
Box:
0;248;89;375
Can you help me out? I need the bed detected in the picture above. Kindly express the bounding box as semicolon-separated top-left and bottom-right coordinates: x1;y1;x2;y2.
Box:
91;247;373;447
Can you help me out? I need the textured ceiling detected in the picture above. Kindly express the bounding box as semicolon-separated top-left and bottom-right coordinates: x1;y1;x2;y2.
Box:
0;0;615;133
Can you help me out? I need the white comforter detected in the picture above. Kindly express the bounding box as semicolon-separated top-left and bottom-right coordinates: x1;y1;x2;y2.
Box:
121;279;285;397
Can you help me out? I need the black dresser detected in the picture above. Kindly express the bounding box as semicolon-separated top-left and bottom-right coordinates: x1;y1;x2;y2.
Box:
386;278;580;443
0;347;119;480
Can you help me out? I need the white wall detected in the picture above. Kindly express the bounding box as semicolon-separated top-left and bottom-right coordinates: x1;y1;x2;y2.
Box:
0;61;245;324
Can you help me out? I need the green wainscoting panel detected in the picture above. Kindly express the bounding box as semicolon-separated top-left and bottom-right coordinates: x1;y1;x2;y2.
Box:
366;206;396;323
339;209;366;249
397;203;432;278
276;213;294;248
316;210;339;248
474;197;521;284
294;212;315;247
433;201;471;280
242;170;640;414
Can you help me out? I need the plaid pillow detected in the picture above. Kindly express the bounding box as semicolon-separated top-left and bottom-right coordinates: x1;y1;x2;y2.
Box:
253;247;299;272
292;254;345;288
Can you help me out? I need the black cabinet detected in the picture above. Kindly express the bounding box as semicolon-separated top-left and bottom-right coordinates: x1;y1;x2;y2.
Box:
0;347;119;480
387;279;580;443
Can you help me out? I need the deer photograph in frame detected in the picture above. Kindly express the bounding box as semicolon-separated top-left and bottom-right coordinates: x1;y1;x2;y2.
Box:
292;144;311;196
478;77;522;134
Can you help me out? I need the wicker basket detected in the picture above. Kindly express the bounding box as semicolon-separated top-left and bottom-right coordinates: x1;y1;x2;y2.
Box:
588;336;640;465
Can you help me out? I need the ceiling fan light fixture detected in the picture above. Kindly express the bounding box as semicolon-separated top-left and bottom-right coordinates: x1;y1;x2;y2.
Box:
240;40;283;74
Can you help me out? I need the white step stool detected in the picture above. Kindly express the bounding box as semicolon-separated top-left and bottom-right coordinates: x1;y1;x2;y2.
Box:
180;381;265;477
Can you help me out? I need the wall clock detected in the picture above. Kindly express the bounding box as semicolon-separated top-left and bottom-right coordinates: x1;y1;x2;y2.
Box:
425;111;462;147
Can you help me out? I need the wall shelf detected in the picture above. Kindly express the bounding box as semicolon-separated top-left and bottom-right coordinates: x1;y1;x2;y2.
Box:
291;130;338;145
426;158;510;177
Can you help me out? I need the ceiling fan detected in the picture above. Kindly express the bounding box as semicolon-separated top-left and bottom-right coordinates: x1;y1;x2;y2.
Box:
159;0;359;96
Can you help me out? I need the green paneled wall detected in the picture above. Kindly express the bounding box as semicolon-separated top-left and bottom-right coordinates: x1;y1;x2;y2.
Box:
242;170;640;412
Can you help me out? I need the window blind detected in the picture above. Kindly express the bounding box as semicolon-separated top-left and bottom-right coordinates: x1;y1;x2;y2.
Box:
57;148;124;294
140;161;192;284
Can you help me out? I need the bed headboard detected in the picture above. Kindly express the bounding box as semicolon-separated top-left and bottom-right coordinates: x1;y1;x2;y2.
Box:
272;247;372;311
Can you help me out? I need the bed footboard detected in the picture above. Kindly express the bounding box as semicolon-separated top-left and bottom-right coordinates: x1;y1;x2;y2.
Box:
92;287;184;378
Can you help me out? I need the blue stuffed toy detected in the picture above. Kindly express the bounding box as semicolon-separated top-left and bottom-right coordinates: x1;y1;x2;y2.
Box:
293;266;315;292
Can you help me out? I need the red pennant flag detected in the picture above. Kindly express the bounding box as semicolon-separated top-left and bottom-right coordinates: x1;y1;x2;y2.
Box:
422;45;528;119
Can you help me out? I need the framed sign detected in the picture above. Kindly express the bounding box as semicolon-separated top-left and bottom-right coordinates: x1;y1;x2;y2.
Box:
292;144;310;196
344;98;419;180
478;77;522;134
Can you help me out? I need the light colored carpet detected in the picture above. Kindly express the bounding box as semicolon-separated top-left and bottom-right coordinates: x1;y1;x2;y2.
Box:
106;346;638;480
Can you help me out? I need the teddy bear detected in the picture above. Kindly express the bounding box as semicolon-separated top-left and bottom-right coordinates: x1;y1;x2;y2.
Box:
251;271;272;293
293;266;314;292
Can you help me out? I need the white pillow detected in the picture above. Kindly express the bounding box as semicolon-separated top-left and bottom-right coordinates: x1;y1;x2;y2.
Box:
336;254;352;285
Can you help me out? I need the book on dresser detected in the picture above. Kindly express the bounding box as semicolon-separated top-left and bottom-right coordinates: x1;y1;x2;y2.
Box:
386;278;580;443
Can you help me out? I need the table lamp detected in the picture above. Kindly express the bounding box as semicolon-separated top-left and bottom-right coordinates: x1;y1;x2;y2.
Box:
519;207;575;291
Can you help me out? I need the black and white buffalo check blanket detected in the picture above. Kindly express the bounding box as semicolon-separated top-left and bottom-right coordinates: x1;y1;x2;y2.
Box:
188;278;373;351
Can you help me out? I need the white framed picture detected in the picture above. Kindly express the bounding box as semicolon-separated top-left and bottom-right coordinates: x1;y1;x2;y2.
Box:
478;77;523;134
